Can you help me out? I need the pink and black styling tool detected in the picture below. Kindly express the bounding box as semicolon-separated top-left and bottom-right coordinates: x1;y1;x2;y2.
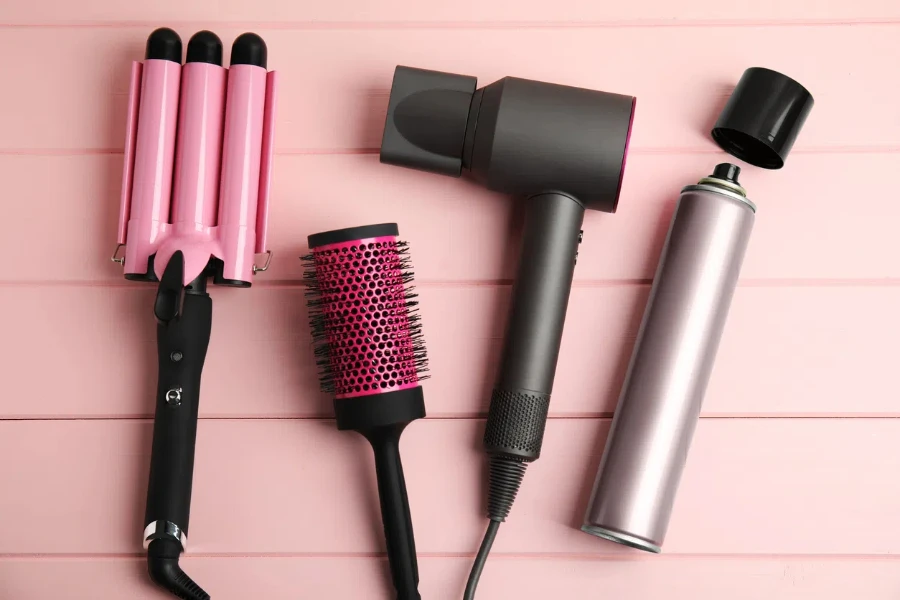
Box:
114;28;277;599
303;223;428;600
379;66;635;598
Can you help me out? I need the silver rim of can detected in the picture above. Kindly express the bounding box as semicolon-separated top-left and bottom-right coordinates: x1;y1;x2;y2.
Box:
580;524;662;553
680;183;757;213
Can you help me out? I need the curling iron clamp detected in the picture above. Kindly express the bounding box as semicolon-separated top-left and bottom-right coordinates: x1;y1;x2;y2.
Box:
114;28;277;599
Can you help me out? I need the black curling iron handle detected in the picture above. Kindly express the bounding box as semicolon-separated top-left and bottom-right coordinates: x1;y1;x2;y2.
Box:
145;289;212;542
364;425;421;600
484;192;584;463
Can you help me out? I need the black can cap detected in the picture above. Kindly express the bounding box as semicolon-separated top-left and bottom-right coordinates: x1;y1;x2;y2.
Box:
231;32;267;69
186;31;223;65
712;67;814;169
145;28;182;63
380;66;477;177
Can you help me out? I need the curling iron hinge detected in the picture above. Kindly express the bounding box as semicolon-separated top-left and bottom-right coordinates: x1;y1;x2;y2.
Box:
110;243;126;265
253;250;272;274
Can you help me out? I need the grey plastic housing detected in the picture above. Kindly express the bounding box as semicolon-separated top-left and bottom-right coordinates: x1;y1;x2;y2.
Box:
379;66;636;544
381;66;635;212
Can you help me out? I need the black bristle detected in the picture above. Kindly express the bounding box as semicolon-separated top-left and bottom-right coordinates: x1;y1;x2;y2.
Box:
301;239;429;395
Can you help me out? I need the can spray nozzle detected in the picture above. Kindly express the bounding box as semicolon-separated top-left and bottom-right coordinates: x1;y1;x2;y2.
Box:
712;163;741;183
698;162;747;197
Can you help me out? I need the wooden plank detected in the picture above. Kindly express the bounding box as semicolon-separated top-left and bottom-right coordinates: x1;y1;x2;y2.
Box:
0;26;895;152
3;284;896;419
2;152;898;284
4;0;899;26
3;556;900;599
1;418;898;555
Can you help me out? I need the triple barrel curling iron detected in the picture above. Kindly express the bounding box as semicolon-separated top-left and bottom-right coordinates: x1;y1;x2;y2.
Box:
114;28;277;599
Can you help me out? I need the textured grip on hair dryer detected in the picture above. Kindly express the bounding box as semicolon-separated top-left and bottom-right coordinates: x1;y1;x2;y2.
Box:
483;388;550;462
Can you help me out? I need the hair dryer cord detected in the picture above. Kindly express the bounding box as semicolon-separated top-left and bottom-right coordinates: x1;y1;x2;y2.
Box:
464;456;527;599
463;519;500;600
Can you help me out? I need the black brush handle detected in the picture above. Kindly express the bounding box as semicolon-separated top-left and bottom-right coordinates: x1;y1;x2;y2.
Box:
484;192;584;463
365;425;421;600
337;389;426;600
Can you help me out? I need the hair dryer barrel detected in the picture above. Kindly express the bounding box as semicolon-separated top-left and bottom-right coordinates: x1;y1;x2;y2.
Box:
122;30;182;278
582;164;755;552
216;34;269;283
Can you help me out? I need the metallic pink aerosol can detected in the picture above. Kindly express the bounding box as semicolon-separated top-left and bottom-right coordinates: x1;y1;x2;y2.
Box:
582;163;755;552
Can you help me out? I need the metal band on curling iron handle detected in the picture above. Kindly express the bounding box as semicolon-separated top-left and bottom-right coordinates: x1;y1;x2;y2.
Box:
143;520;188;550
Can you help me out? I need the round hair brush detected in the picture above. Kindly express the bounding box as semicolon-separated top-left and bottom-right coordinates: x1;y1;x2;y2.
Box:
303;223;428;600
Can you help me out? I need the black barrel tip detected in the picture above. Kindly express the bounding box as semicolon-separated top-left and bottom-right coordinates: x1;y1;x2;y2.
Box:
146;28;183;63
230;32;267;68
186;30;224;65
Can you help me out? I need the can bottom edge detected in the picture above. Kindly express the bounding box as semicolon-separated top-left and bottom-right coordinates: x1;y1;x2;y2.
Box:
580;524;662;554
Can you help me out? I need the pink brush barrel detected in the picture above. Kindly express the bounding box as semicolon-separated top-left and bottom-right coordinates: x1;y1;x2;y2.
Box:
122;58;181;278
308;234;422;399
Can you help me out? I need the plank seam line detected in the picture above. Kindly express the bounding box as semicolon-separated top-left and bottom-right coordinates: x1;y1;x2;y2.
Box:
1;18;899;30
3;146;900;157
3;415;900;423
3;279;900;289
1;552;898;560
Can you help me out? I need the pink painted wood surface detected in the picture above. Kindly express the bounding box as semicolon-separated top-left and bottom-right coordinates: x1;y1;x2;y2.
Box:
4;0;899;25
0;2;896;598
1;152;898;283
1;419;899;556
0;27;897;153
3;284;897;418
3;557;900;600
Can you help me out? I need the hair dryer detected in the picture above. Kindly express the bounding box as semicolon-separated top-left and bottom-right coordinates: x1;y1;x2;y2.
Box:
113;28;277;599
379;66;635;598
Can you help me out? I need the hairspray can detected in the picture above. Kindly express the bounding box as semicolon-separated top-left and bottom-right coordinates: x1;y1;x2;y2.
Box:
581;162;754;552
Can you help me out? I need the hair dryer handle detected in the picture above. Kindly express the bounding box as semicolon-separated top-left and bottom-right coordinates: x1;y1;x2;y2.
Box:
364;425;421;600
485;192;584;462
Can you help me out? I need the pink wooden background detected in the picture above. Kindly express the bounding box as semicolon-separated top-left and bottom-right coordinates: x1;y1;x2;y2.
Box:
1;0;899;598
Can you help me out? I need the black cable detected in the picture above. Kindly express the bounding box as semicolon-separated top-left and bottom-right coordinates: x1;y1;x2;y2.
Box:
463;456;528;599
464;519;501;600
